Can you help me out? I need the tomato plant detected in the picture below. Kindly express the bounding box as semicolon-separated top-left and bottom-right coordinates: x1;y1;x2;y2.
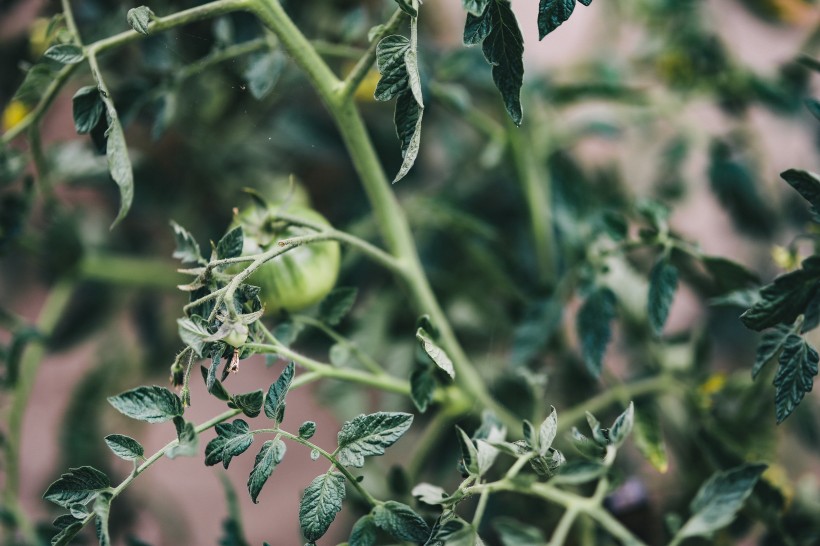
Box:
1;0;819;545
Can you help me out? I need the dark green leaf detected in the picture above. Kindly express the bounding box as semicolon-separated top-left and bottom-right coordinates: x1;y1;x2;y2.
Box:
571;428;605;459
167;416;199;459
13;63;55;106
774;334;819;423
494;516;545;546
576;287;617;377
701;256;760;294
177;316;210;356
51;515;83;546
522;419;537;451
753;324;791;379
43;466;111;508
107;386;183;423
393;90;424;182
781;169;820;221
103;434;144;461
127;6;154;35
538;406;558;456
463;0;491;17
204;419;254;468
230;390;264;418
247;438;286;503
610;402;634;447
456;426;479;476
416;327;455;379
463;8;493;46
217;226;244;261
102;103;134;228
299;421;317;439
244;50;285;100
94;491;113;546
336;412;413;467
538;0;575;40
265;362;294;422
676;464;766;539
319;287;357;326
633;400;668;473
648;259;678;336
44;44;84;64
72;86;104;134
169;220;203;264
741;257;820;331
201;363;231;401
373;501;431;542
426;515;477;546
299;472;346;542
350;515;378;546
550;460;606;485
410;367;435;412
393;0;418;17
375;35;410;102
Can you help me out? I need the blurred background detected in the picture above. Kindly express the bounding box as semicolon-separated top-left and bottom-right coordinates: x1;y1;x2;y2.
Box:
1;0;820;544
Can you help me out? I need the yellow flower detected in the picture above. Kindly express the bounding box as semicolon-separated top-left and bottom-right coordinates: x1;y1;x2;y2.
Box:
771;245;799;271
2;100;31;133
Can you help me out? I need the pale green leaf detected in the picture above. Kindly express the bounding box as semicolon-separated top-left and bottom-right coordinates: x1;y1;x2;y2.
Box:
107;386;183;423
336;412;413;467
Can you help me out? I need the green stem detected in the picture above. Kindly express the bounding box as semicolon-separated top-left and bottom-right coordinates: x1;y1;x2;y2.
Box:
548;507;580;546
272;429;379;507
291;314;385;376
339;8;406;102
472;485;491;530
507;117;556;286
2;281;74;542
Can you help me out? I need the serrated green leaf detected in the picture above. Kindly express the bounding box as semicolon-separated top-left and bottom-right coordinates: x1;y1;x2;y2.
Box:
299;472;346;542
538;0;575;39
94;491;113;546
204;419;254;468
405;48;423;107
475;439;499;476
217;226;244;261
410;367;435;412
230;390;264;418
781;169;820;221
101;102;134;228
169;221;203;264
648;259;678;336
576;287;617;377
178;316;211;356
633;401;668;473
416;328;455;379
476;1;524;125
375;35;410;102
676;464;766;540
550;460;606;485
44;44;84;64
127;6;154;35
43;466;111;508
247;438;286;503
107;386;183;423
13;63;55;106
72;86;104;134
350;515;378;546
393;0;418;17
201;362;231;401
412;483;449;505
610;402;634;446
299;421;317;439
167;416;198;459
538;407;558;456
463;0;491;16
700;256;759;294
373;501;431;542
244;50;285;100
753;324;791;379
427;515;477;546
336;412;413;467
463;7;493;45
494;517;545;546
265;361;294;422
319;287;358;326
393;90;424;183
456;426;479;476
103;434;144;461
741;257;820;331
774;334;818;423
51;515;83;546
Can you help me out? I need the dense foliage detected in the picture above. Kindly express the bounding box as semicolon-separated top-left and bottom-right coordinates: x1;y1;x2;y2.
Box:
1;0;820;545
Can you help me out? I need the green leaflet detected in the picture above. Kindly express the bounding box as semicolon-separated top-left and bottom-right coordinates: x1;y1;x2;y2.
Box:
103;434;144;461
753;324;791;379
576;287;617;377
494;517;545;546
648;258;678;336
456;426;479;476
243;50;285;100
230;390;264;418
675;464;766;540
781;169;820;222
741;257;820;331
463;0;491;16
375;35;411;102
299;472;346;542
550;460;606;485
43;466;111;508
44;44;84;65
299;421;317;439
72;86;105;134
204;419;254;468
319;287;358;326
107;385;183;423
50;515;84;546
12;63;55;106
610;402;634;447
537;0;575;39
349;515;378;546
216;226;243;261
265;361;294;422
538;406;558;456
247;438;286;503
373;501;431;542
336;412;413;467
167;416;198;459
774;334;819;423
393;91;424;183
464;1;524;126
169;220;204;264
101;94;134;228
127;6;154;35
416;327;455;379
427;515;478;546
633;400;668;473
410;367;435;412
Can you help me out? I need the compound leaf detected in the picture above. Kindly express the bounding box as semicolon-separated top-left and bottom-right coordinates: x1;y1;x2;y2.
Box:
204;419;253;469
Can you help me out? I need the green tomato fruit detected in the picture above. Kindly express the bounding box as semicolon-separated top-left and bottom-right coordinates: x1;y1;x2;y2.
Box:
230;204;341;313
223;322;249;348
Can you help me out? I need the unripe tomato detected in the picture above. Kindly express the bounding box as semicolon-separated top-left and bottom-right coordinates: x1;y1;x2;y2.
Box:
230;204;341;313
